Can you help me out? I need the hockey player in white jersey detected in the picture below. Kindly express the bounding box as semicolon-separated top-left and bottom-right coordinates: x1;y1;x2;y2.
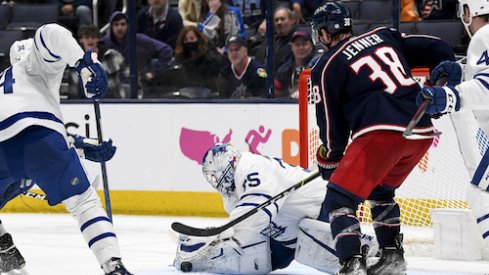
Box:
0;23;132;275
173;144;377;274
417;0;489;255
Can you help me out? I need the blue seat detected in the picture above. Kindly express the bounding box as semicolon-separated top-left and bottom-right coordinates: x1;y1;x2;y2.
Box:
399;22;416;34
415;20;464;48
358;0;392;23
0;5;9;30
342;0;361;20
7;4;58;31
0;30;24;57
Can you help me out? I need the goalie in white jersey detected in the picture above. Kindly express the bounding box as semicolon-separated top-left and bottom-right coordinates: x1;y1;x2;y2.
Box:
0;23;132;275
417;0;489;255
174;144;377;274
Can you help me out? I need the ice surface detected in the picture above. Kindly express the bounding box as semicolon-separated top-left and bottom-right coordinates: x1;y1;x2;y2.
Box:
1;214;488;275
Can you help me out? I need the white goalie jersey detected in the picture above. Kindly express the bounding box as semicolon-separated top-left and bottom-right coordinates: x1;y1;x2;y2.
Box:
0;23;84;142
225;152;327;247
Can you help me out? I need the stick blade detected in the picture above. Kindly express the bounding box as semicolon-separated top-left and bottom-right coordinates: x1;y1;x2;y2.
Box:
171;222;224;237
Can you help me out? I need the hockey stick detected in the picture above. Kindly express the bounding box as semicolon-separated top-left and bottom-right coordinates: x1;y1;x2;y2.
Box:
402;98;435;139
171;170;321;236
403;74;449;140
94;99;113;222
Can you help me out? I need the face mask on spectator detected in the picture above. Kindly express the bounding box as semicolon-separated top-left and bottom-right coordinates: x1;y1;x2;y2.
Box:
183;41;199;53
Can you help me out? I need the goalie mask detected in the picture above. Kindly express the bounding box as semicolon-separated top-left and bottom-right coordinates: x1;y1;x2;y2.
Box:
457;0;489;37
202;144;241;196
311;2;352;46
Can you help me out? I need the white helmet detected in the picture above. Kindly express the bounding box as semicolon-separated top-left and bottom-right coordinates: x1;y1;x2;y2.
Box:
9;38;33;65
458;0;489;37
202;144;241;196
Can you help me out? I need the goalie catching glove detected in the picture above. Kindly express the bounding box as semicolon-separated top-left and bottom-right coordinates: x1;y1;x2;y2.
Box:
317;145;341;180
75;50;108;99
71;134;116;162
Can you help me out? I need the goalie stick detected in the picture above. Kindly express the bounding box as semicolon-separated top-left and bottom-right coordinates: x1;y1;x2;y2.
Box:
171;170;321;236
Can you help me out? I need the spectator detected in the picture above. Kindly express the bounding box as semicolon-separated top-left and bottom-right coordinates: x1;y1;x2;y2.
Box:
417;0;457;20
137;0;183;49
275;28;320;98
290;0;322;23
178;0;202;27
179;0;245;48
101;12;174;95
170;25;228;93
66;24;128;99
198;0;245;48
251;6;295;72
47;0;93;28
218;35;267;98
401;0;420;21
227;0;265;30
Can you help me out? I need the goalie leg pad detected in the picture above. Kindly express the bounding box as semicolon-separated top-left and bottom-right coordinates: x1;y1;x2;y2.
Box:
295;218;378;274
175;234;272;274
62;186;121;265
466;184;489;245
295;218;340;274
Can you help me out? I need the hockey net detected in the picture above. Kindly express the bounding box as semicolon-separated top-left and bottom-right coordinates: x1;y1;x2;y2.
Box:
298;68;475;255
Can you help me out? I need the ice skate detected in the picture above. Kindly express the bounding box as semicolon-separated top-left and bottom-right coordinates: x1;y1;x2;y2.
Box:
336;255;367;275
367;234;406;275
0;233;26;272
102;258;133;275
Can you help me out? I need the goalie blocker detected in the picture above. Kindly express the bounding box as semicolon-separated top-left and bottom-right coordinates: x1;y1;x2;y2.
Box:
174;219;378;274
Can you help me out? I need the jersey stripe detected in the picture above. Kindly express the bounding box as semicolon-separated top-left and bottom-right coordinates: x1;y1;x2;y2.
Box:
0;111;63;131
34;25;61;63
80;216;112;232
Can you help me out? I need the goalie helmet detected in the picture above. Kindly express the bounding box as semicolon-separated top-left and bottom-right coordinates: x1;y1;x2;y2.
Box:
457;0;489;37
202;144;241;196
311;1;352;45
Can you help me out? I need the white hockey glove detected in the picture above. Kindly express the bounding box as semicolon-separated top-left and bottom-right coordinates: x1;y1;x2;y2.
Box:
75;50;108;99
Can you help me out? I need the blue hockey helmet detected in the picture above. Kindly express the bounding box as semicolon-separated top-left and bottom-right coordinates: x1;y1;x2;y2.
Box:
202;144;241;196
311;1;352;45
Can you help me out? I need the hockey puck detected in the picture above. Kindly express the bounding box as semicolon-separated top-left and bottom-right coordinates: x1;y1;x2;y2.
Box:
180;261;193;272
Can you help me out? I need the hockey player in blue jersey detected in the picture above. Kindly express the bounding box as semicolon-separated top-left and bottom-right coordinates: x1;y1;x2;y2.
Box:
310;2;455;274
0;24;132;275
417;0;489;255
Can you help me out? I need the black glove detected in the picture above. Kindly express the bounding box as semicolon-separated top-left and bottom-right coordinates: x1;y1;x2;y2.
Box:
316;145;341;180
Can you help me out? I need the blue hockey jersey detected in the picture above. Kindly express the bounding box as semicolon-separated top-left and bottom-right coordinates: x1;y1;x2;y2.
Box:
311;27;455;160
